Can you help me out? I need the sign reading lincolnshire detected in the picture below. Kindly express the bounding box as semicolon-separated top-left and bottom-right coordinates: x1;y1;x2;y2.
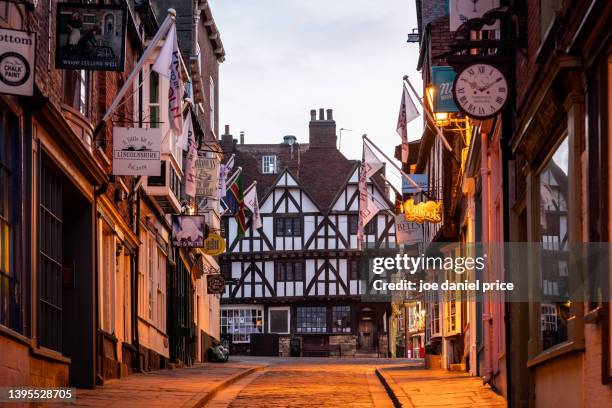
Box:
56;3;127;71
112;127;161;176
0;28;35;96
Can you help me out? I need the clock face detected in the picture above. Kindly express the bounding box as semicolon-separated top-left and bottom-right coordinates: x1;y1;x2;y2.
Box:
453;63;508;119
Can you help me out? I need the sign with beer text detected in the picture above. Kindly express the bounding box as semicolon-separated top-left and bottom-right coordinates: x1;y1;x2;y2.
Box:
112;127;161;176
431;66;458;113
195;154;219;198
402;199;442;224
0;28;35;97
56;3;127;71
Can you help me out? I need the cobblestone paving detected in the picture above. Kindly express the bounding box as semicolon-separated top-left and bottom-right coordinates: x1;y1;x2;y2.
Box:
227;359;392;408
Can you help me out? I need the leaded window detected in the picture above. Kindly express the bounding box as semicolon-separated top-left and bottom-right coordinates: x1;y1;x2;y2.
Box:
275;260;304;281
220;307;263;343
296;306;327;333
275;217;301;237
332;306;351;333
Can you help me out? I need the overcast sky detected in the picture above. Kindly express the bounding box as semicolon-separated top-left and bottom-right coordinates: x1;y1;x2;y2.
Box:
209;0;423;185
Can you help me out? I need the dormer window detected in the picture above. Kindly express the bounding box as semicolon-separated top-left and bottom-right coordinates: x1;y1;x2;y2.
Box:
262;155;277;174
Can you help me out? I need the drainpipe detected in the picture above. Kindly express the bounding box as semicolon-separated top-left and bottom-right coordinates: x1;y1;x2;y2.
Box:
480;132;493;383
129;178;143;373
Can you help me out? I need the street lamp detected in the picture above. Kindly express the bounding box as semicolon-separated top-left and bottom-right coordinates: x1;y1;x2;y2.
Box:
338;127;352;150
407;28;420;43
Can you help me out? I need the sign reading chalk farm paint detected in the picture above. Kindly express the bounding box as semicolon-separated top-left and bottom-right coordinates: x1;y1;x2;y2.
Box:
403;199;442;224
112;127;161;176
0;28;35;96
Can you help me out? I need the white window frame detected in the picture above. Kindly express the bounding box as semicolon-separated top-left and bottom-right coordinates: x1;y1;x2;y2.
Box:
268;306;291;334
220;305;264;343
262;155;277;174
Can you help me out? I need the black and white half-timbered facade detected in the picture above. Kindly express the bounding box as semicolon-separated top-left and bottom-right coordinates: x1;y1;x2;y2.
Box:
219;109;396;357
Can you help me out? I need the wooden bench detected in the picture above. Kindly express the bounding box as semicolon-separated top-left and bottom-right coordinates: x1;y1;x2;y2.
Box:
302;343;342;357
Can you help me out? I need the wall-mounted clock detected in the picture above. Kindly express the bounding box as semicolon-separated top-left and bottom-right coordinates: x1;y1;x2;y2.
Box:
452;63;508;119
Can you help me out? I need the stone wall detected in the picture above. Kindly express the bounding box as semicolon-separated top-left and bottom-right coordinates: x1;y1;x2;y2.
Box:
378;334;389;357
279;336;291;357
329;335;357;357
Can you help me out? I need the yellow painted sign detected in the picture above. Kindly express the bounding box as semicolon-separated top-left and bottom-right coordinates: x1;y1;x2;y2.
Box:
402;199;442;224
202;232;226;256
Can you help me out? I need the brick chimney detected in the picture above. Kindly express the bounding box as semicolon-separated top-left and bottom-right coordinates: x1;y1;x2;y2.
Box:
309;108;336;149
220;124;236;153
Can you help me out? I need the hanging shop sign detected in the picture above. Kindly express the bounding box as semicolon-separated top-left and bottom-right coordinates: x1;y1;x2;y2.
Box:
402;174;428;195
202;232;226;256
431;66;458;113
0;28;35;97
403;199;442;224
56;3;127;71
196;154;219;198
112;127;161;176
207;274;226;294
453;63;509;119
449;0;500;32
395;214;423;244
171;215;207;248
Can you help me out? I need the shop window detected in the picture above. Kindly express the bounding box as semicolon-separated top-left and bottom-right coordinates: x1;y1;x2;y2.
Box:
38;155;63;351
269;307;290;334
275;260;304;281
220;307;263;343
0;107;21;333
274;216;301;237
332;306;351;333
539;136;570;350
296;306;327;333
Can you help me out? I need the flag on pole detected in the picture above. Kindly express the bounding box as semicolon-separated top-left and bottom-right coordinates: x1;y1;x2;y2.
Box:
217;155;235;199
396;85;419;163
152;24;183;136
181;111;193;151
244;183;262;230
229;175;247;238
184;119;197;197
358;141;385;248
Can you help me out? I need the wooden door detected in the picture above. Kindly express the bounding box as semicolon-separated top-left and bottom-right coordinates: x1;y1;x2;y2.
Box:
358;320;374;351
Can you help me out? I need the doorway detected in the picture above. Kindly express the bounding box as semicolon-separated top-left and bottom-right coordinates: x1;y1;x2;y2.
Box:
358;319;375;352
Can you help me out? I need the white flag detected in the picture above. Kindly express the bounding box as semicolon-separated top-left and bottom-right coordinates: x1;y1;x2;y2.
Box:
152;24;183;136
396;86;419;163
184;124;197;197
181;111;193;151
358;141;385;248
216;154;235;199
244;183;262;230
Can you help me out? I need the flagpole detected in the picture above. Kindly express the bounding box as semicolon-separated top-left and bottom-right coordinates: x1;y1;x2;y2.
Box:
225;167;243;189
403;75;453;152
362;135;421;192
244;181;257;195
93;9;177;139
